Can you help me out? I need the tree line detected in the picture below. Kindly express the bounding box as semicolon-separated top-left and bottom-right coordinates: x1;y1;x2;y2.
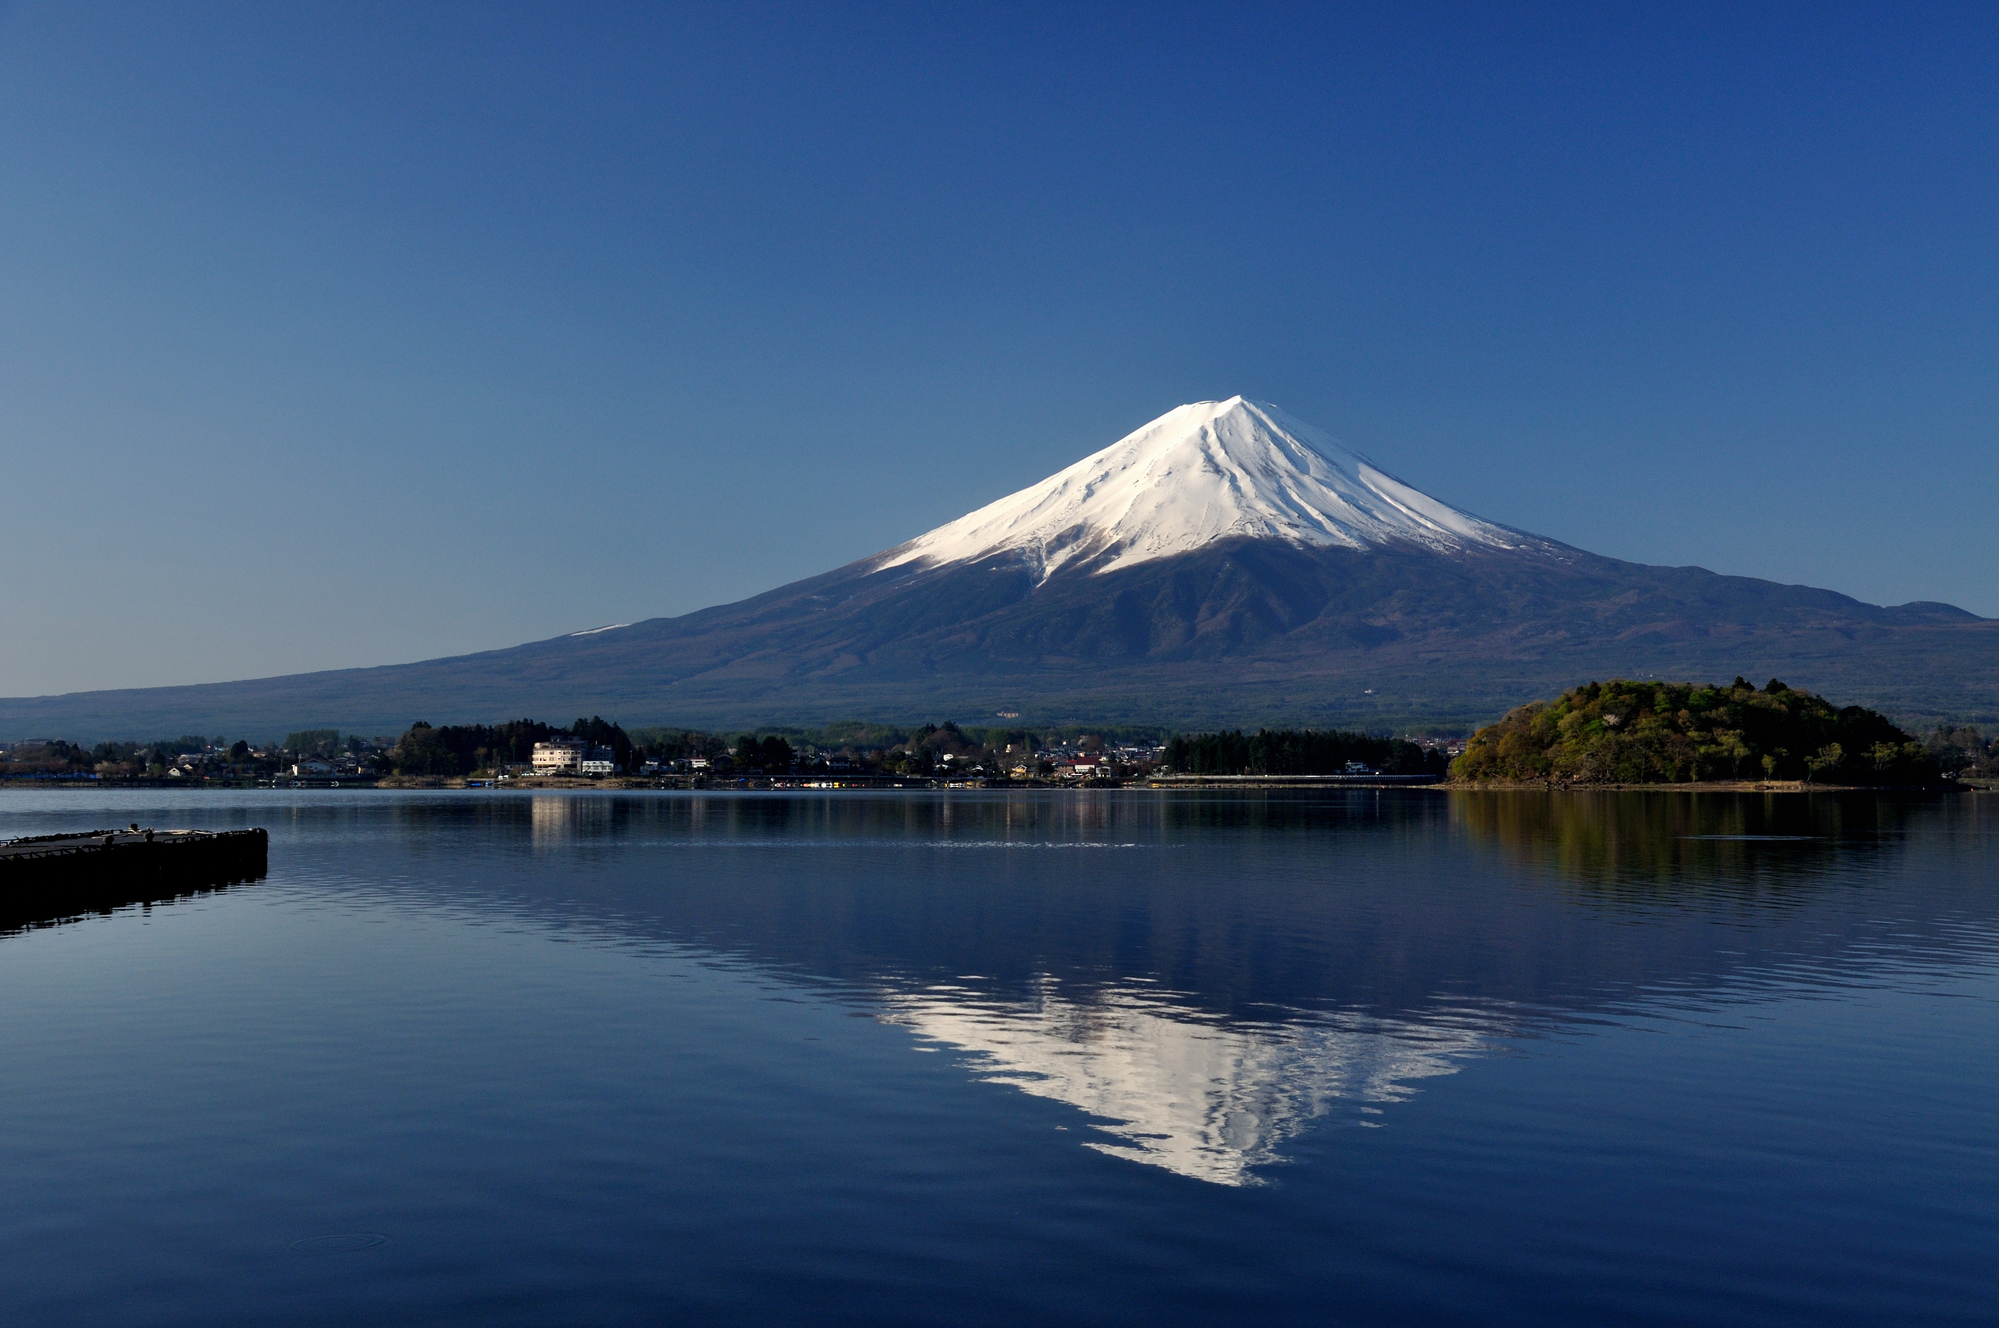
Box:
1160;729;1449;776
388;718;630;776
0;733;348;779
1927;725;1997;778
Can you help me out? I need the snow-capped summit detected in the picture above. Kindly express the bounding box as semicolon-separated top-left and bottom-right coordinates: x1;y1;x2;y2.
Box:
873;397;1525;582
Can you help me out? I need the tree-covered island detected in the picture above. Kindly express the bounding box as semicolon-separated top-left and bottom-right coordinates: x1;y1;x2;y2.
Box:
1450;677;1946;786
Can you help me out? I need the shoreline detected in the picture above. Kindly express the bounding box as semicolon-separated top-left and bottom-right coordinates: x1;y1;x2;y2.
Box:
5;776;1989;794
1443;778;1985;793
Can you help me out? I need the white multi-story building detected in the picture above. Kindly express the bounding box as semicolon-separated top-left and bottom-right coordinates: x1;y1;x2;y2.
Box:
531;738;589;774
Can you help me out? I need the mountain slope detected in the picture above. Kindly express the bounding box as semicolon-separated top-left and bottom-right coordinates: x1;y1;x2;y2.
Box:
4;399;1994;739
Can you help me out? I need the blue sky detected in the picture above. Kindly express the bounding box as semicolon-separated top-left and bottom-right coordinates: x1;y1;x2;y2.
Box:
3;2;1994;696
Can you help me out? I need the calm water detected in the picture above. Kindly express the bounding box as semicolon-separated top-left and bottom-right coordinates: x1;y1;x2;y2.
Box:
1;788;1994;1326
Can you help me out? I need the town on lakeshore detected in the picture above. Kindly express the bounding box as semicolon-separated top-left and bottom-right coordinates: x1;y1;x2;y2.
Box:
0;719;1461;791
2;680;1993;792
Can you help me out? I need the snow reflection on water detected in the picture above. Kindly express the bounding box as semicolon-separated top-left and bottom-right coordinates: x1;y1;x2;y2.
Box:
882;978;1488;1185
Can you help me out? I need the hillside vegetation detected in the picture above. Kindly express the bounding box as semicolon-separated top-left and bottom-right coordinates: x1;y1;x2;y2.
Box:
1451;678;1940;786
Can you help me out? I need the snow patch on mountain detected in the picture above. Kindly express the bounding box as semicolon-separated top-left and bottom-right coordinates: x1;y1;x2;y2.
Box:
874;397;1526;581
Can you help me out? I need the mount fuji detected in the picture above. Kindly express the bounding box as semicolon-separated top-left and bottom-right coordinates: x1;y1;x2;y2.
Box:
6;398;1994;738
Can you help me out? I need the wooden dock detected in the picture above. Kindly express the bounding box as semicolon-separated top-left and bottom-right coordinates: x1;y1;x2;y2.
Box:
0;827;268;931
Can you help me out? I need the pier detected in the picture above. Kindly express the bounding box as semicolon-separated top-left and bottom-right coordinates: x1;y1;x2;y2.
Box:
0;827;268;931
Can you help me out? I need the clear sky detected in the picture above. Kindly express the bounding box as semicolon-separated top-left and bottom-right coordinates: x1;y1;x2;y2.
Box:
3;2;1995;697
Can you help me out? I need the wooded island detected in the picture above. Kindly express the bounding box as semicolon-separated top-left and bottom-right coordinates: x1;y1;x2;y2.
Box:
1450;678;1946;786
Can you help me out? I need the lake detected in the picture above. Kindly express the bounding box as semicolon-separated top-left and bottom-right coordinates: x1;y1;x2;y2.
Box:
1;788;1994;1326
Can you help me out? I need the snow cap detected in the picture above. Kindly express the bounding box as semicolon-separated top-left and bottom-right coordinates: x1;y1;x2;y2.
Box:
875;397;1522;581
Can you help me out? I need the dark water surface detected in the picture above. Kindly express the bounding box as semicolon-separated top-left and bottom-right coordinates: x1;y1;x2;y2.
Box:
1;789;1994;1326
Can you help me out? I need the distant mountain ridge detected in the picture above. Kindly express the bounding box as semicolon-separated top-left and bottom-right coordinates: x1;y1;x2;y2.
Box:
6;399;1995;740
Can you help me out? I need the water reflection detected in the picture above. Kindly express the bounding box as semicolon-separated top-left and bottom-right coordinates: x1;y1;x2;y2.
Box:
530;794;567;846
406;790;1994;1180
4;788;1994;1187
1448;789;1938;897
884;977;1484;1184
530;793;619;846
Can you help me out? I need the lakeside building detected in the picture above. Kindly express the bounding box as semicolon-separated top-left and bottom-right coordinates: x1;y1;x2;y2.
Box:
579;746;618;776
531;738;589;774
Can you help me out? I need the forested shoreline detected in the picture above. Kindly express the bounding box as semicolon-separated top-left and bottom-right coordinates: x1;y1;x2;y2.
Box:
5;690;1991;788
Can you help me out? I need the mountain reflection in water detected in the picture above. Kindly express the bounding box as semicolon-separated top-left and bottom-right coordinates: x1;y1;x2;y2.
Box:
298;787;1989;1186
883;977;1485;1184
10;788;1990;1191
